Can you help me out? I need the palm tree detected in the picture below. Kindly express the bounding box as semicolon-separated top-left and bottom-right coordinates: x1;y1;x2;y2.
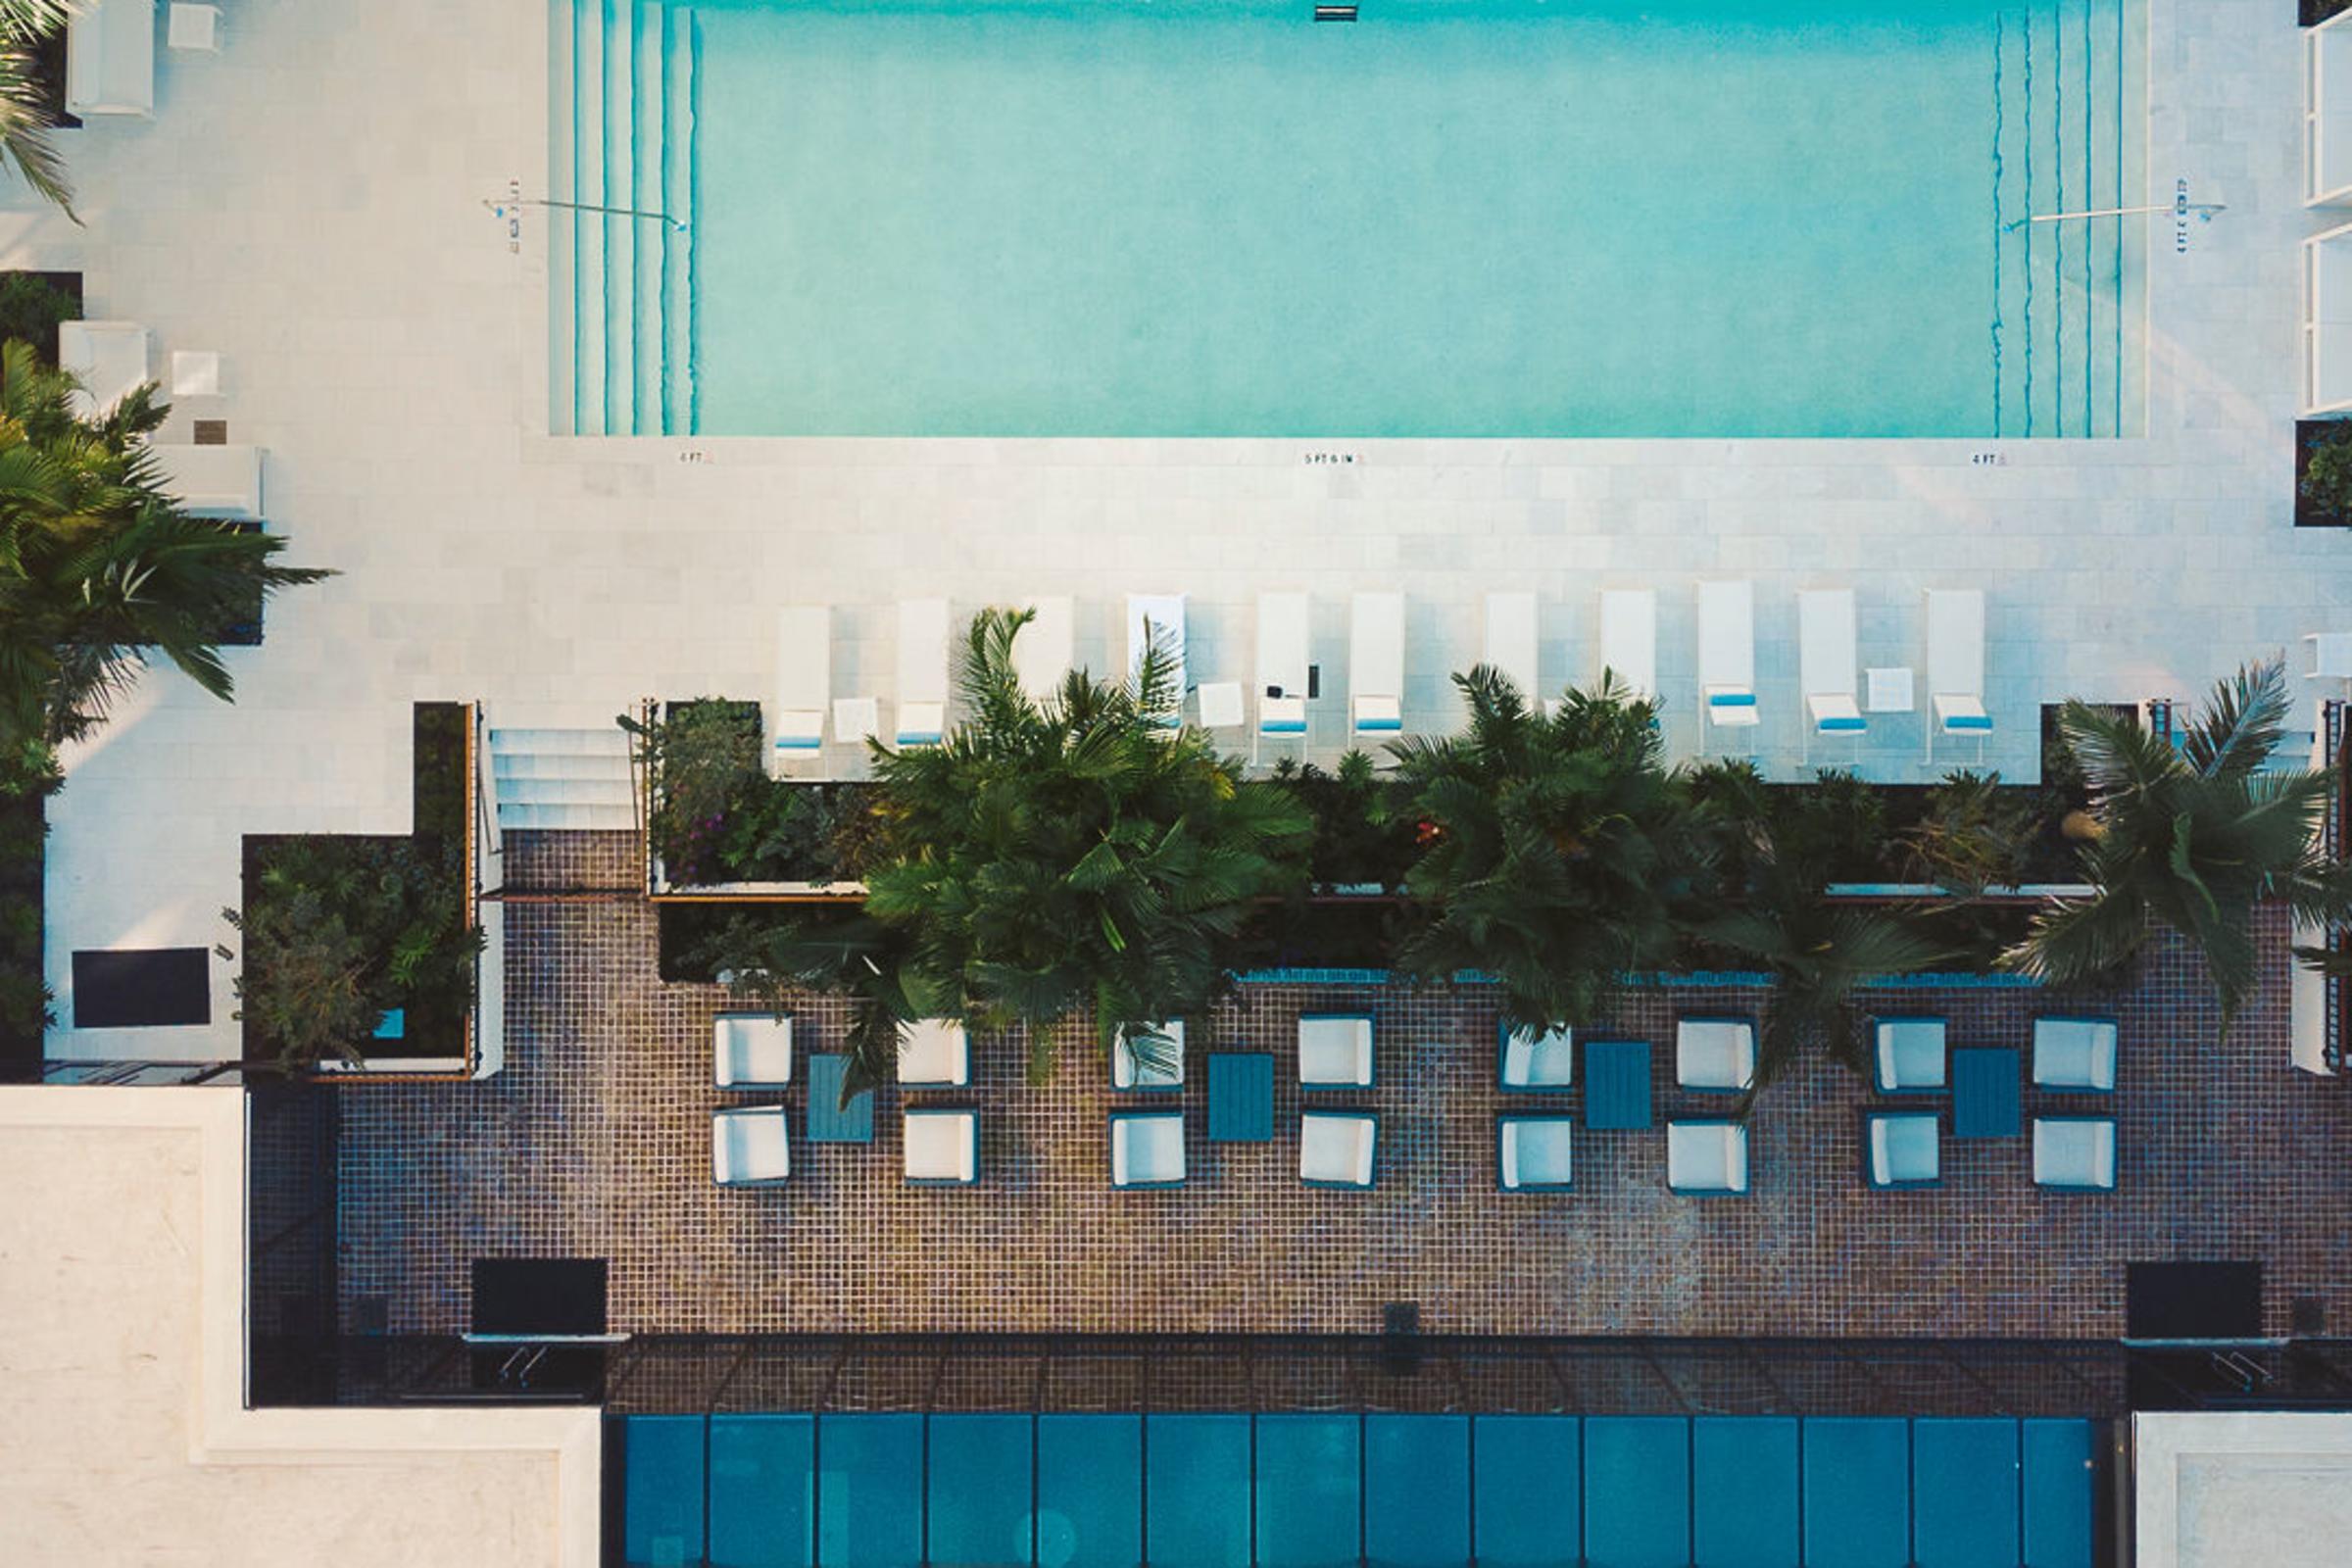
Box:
0;341;331;778
1389;666;1693;1037
2004;658;2352;1029
720;608;1312;1089
1686;761;1946;1106
0;0;83;220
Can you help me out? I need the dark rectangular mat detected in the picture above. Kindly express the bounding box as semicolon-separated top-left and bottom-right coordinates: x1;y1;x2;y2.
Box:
72;947;210;1028
2128;1260;2263;1339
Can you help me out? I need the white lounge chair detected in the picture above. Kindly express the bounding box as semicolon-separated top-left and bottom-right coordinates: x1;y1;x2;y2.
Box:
1926;590;1991;760
2033;1117;2118;1191
1498;1023;1574;1090
145;443;265;520
1350;592;1405;737
713;1013;793;1089
898;1017;970;1087
1675;1017;1756;1093
1112;1020;1185;1090
1126;592;1187;728
1256;591;1310;751
1497;1115;1574;1192
904;1107;980;1185
896;598;950;748
1667;1121;1750;1196
66;0;154;117
1873;1017;1949;1093
61;321;152;418
1598;589;1657;700
1109;1109;1187;1189
1012;596;1075;704
1299;1110;1378;1189
1696;580;1759;732
1298;1012;1375;1088
770;607;830;768
711;1106;791;1186
1798;589;1865;748
2033;1016;2119;1091
1484;591;1543;708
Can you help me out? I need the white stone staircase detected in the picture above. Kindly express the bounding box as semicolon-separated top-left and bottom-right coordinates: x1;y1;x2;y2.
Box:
549;0;698;436
487;726;636;832
1991;0;2143;437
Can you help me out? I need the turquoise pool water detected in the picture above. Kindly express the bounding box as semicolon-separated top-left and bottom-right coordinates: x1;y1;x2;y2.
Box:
613;1410;2103;1566
556;0;2144;438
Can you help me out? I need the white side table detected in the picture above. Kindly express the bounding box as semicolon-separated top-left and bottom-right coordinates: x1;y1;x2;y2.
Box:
168;3;220;51
1195;681;1245;730
170;350;220;397
2307;632;2352;680
1865;666;1916;713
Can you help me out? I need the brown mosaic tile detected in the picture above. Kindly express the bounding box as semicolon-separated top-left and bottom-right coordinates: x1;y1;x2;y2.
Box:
336;832;2352;1340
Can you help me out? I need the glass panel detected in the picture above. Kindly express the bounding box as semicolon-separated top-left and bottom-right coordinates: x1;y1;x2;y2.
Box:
929;1413;1035;1567
1039;1414;1142;1568
2022;1418;2096;1568
1257;1413;1359;1568
710;1414;813;1568
1802;1417;1910;1568
1914;1418;2021;1568
1473;1414;1580;1568
1692;1415;1798;1568
1145;1413;1251;1568
816;1413;922;1568
618;1414;705;1568
1364;1414;1468;1568
1583;1415;1690;1568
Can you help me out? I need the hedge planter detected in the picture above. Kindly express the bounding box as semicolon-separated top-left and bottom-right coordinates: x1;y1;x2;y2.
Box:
2297;417;2352;527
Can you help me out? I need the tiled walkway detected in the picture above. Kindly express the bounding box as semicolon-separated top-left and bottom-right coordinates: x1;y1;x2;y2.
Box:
335;833;2352;1339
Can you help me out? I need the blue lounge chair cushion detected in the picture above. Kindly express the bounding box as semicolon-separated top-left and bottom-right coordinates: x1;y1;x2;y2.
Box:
1708;691;1757;708
1260;719;1306;734
1944;713;1993;731
1818;714;1866;731
1355;716;1402;731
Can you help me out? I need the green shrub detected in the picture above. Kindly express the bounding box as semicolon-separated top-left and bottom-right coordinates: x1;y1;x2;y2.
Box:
0;274;76;365
226;836;483;1072
2304;423;2352;523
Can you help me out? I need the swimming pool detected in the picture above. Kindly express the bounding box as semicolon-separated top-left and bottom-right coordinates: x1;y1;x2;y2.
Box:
611;1409;2106;1566
550;0;2145;439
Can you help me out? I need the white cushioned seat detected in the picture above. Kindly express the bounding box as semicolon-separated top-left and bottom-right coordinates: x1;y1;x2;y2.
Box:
713;1013;793;1088
1675;1018;1756;1092
2033;1017;2119;1091
2033;1117;2117;1191
711;1107;791;1186
1298;1014;1374;1088
1867;1112;1940;1187
1499;1117;1574;1191
1874;1018;1949;1092
904;1108;979;1184
1299;1111;1378;1188
1667;1121;1750;1195
1499;1024;1574;1089
899;1017;970;1086
1113;1021;1185;1089
1110;1111;1187;1188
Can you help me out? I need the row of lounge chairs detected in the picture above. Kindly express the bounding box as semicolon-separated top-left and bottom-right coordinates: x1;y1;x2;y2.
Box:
767;587;1993;770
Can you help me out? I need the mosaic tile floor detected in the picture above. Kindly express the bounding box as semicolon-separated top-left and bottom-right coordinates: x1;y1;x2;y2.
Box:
335;833;2352;1339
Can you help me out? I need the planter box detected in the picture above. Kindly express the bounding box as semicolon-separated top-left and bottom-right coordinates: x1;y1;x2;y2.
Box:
2297;417;2352;525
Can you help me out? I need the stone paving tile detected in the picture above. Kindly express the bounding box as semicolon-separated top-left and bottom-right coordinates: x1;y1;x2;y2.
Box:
336;833;2352;1339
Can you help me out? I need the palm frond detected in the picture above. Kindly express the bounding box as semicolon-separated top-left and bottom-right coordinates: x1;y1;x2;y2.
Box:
2180;658;2289;783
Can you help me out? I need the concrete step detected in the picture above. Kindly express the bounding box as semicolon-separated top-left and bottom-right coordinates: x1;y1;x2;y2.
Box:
491;750;632;780
496;802;638;831
488;727;632;758
496;776;636;808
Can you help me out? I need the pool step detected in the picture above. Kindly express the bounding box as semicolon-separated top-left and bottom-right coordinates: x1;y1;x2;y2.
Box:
486;725;638;831
554;1;699;437
1992;0;2140;438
